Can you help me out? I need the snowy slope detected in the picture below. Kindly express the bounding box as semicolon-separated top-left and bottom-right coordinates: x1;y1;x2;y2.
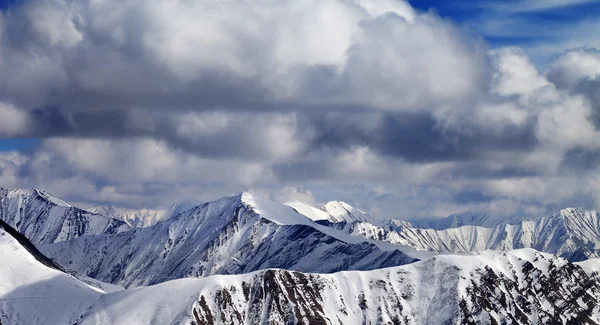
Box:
285;201;331;221
10;248;600;325
39;193;418;288
576;258;600;275
89;202;195;228
0;220;104;325
0;188;130;244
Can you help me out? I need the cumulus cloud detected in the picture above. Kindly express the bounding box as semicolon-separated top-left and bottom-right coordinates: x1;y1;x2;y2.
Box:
0;0;599;219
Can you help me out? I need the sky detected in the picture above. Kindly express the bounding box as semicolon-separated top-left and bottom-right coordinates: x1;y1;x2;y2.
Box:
0;0;600;220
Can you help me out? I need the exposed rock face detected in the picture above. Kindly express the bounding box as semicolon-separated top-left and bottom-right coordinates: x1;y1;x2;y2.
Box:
191;250;600;325
0;188;130;244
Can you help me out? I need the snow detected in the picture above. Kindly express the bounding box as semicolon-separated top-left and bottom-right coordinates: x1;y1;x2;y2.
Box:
243;192;316;226
284;200;331;221
299;201;600;261
321;200;372;223
4;188;600;324
36;192;421;287
576;258;600;274
34;189;71;207
78;248;600;324
0;188;131;245
2;215;600;325
0;227;103;325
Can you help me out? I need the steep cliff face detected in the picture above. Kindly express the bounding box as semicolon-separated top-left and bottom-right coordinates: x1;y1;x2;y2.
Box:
0;188;130;244
39;193;417;288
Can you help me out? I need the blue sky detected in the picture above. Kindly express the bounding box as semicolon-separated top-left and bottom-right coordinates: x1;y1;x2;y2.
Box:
0;138;40;151
410;0;600;67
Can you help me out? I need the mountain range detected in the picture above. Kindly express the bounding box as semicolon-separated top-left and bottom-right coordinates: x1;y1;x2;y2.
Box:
2;187;600;324
290;200;600;261
2;215;600;324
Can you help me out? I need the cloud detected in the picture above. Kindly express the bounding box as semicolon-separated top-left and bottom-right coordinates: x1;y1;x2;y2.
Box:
0;102;28;137
0;0;599;219
547;48;600;90
486;0;600;13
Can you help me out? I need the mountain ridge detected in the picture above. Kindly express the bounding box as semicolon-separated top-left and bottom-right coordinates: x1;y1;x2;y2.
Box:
0;187;131;244
38;192;419;287
3;222;600;325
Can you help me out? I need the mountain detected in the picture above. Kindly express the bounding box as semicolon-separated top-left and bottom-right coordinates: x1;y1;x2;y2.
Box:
0;188;130;244
285;200;374;224
187;249;600;325
292;200;600;261
4;221;600;325
0;219;106;325
76;249;600;324
321;200;373;223
89;202;196;228
38;192;419;288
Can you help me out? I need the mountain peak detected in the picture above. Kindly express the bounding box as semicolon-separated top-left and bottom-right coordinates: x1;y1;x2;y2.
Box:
1;187;72;207
33;189;72;207
241;192;315;226
321;200;371;223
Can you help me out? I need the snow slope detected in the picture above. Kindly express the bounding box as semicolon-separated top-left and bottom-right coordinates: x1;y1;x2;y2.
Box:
7;243;600;324
39;193;418;288
0;220;104;325
0;188;131;244
284;200;331;221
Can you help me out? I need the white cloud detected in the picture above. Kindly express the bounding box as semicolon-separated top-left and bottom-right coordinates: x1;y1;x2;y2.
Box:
1;0;600;219
547;49;600;89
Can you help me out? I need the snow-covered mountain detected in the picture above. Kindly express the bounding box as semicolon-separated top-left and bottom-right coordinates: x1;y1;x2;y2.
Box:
75;249;600;324
189;249;600;325
0;187;130;244
89;202;196;228
0;218;107;325
4;217;600;325
39;193;419;288
291;200;600;261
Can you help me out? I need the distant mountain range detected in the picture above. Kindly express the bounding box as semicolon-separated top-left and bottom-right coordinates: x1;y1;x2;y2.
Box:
287;200;600;261
3;187;600;324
